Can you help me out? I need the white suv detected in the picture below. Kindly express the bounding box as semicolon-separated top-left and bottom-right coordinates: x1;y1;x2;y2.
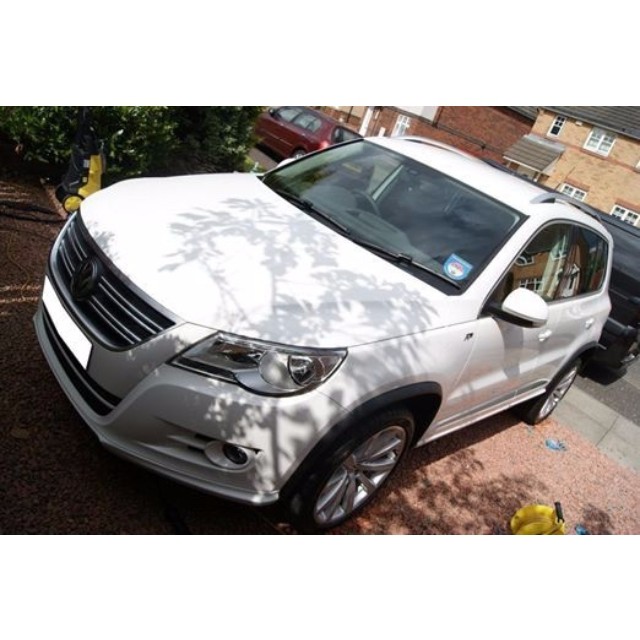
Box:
35;137;612;531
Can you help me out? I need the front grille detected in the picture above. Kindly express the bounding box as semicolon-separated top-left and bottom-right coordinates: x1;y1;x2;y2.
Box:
53;215;175;349
42;307;121;415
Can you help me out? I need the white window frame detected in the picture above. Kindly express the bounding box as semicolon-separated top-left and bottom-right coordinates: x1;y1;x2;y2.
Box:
559;183;587;201
516;254;535;266
518;277;544;293
611;205;640;226
391;114;411;137
584;127;616;156
548;115;566;137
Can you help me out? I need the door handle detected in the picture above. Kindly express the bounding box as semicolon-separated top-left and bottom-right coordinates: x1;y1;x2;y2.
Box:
538;330;552;342
585;318;595;329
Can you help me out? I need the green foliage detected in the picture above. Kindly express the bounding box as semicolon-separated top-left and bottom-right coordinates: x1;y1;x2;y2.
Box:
92;107;177;179
0;106;79;165
0;106;262;181
169;106;263;173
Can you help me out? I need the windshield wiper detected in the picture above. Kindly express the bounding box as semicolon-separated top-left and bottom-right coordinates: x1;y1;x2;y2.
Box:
272;188;350;233
273;188;460;288
349;235;462;289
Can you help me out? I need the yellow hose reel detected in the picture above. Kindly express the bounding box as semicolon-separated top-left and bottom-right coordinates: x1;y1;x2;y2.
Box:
510;502;566;535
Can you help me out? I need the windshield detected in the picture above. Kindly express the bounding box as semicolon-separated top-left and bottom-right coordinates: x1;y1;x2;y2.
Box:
262;140;524;290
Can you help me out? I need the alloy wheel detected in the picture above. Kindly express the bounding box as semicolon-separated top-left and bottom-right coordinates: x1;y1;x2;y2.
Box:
538;364;579;421
313;424;408;526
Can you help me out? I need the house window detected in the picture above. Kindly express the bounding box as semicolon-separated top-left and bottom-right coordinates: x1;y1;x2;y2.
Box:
584;127;616;156
611;205;640;226
548;115;566;137
519;277;544;293
516;254;535;266
560;183;587;201
511;224;572;302
495;223;606;304
392;114;411;137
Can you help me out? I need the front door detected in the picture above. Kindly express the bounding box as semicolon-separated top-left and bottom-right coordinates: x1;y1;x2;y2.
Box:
430;222;609;436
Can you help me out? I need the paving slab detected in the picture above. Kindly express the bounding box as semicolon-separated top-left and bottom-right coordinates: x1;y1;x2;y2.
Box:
561;386;619;431
624;360;640;391
555;384;640;473
576;359;640;424
598;415;640;472
554;400;610;445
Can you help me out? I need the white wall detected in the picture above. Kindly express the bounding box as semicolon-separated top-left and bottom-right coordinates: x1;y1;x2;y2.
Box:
395;106;439;121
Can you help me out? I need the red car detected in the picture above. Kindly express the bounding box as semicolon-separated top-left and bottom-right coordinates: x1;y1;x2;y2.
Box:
255;106;362;159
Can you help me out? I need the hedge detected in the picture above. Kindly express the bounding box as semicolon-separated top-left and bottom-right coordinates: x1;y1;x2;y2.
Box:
0;106;263;182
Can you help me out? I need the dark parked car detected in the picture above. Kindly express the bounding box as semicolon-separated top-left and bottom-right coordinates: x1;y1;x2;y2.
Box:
589;212;640;371
254;106;362;159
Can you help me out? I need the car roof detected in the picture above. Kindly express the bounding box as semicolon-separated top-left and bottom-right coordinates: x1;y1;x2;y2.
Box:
368;136;608;230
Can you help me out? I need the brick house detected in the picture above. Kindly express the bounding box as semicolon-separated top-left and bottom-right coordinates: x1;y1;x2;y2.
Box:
318;106;535;164
504;107;640;228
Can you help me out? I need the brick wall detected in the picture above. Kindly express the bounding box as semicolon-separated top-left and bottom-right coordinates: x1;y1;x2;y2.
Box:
316;107;364;129
317;106;534;163
435;107;534;162
533;109;640;216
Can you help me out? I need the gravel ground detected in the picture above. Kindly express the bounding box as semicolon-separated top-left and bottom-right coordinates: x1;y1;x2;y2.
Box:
337;413;640;534
1;175;639;535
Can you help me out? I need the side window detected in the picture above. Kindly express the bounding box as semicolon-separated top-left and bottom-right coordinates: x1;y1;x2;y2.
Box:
293;112;322;133
493;224;573;303
333;127;346;143
492;224;608;305
332;127;360;144
559;226;608;297
277;107;302;123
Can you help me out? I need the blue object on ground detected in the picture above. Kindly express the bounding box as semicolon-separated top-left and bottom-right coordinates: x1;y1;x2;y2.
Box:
545;438;567;451
575;524;590;535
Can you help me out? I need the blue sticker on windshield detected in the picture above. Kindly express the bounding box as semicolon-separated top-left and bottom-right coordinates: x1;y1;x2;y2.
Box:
443;254;473;281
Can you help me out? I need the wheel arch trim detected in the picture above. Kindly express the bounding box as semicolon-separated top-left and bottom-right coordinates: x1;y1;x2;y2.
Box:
572;340;603;366
280;381;442;500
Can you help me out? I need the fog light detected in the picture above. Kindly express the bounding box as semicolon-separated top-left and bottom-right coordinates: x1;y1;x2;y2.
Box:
204;441;255;471
223;443;249;466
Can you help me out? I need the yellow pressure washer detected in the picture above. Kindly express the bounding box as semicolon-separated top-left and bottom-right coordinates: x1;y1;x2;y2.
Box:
55;107;105;213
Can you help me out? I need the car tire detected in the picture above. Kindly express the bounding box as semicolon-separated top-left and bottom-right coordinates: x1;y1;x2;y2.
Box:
516;358;582;425
285;407;414;533
291;148;306;159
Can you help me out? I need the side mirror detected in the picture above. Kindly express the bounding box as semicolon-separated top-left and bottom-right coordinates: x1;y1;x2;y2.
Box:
268;108;277;118
489;288;549;328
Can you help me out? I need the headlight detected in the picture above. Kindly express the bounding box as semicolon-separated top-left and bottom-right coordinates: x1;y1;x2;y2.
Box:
172;332;346;396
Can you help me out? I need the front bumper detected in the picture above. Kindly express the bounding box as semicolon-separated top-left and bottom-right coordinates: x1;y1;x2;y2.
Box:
34;292;346;506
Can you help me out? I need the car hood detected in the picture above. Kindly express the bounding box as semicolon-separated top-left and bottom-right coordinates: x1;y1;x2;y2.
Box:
80;173;467;348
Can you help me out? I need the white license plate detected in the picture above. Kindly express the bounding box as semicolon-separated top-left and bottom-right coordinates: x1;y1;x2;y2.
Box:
42;276;92;369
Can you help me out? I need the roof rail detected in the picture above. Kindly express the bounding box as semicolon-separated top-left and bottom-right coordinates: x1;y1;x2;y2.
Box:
397;136;478;160
531;192;602;221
